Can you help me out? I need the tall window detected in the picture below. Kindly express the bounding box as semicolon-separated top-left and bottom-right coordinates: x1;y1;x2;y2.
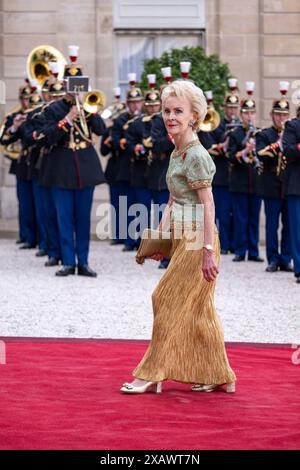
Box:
113;0;206;97
115;32;204;97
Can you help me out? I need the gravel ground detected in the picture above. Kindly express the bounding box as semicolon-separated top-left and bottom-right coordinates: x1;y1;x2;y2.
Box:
0;239;299;344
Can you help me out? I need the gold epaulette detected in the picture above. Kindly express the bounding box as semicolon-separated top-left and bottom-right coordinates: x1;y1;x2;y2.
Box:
257;145;276;158
123;115;142;131
142;137;153;148
31;102;51;119
113;108;127;121
142;115;152;123
7;106;22;118
142;112;160;123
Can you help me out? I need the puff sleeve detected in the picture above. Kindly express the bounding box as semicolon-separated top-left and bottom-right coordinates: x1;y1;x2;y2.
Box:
184;146;216;190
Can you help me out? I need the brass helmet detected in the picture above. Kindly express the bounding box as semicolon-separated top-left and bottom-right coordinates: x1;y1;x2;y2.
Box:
24;91;44;113
127;87;144;102
49;81;66;98
241;81;256;112
144;89;160;106
19;84;32;100
272;81;290;114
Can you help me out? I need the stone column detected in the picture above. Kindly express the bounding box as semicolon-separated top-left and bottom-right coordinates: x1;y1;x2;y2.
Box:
206;0;261;121
261;0;300;125
95;0;114;102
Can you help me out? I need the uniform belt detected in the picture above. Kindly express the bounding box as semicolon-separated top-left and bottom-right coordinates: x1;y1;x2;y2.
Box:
65;141;92;150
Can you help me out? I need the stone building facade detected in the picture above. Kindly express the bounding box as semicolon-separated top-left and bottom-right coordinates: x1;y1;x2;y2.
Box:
0;0;299;221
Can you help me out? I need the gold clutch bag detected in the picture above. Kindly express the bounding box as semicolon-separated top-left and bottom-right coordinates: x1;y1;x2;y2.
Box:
136;229;172;265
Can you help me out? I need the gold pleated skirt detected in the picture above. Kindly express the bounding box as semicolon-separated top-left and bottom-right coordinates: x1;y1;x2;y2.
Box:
133;225;236;385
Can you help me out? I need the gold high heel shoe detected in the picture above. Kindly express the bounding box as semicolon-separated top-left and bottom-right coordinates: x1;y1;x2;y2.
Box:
120;381;163;394
191;382;236;393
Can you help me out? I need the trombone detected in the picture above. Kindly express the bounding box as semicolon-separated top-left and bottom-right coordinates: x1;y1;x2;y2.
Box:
74;89;107;138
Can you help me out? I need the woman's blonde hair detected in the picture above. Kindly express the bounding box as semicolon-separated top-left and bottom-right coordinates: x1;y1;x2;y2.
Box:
161;80;207;131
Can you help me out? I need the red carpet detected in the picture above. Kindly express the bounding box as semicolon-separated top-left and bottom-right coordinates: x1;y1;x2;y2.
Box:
0;340;299;450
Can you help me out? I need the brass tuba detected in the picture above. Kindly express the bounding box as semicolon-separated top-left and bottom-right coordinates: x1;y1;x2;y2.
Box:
27;45;67;85
199;107;221;133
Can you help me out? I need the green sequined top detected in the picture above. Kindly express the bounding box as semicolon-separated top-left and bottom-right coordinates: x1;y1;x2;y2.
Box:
166;139;216;223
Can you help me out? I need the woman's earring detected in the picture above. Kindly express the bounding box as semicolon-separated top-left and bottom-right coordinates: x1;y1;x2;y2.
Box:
188;120;195;128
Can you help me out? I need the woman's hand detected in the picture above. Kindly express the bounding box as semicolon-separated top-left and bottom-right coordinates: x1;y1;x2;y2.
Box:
202;249;219;282
149;253;164;261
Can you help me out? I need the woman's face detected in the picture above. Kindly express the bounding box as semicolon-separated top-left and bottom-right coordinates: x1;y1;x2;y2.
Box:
163;95;195;136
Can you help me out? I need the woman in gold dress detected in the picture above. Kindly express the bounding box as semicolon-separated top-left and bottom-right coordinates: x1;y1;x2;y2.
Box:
121;80;236;394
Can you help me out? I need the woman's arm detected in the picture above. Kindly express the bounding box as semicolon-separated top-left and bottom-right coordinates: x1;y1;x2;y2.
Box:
149;195;173;261
196;187;219;282
157;195;173;232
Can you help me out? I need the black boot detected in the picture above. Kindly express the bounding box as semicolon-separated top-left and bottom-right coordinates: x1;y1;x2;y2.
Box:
122;245;135;252
55;266;76;277
279;263;294;272
110;239;124;246
20;242;36;250
36;249;47;257
77;265;97;278
45;257;60;267
266;262;278;273
232;255;245;262
248;255;264;262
